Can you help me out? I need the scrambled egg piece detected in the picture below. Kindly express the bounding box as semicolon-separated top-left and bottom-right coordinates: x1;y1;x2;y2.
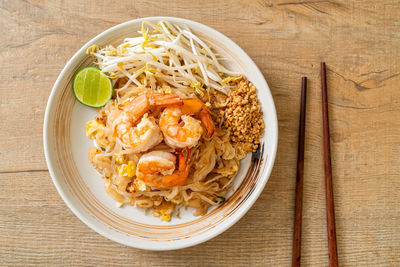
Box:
133;178;147;191
126;178;147;193
117;161;136;178
114;153;127;164
163;87;172;94
86;119;104;138
151;201;175;221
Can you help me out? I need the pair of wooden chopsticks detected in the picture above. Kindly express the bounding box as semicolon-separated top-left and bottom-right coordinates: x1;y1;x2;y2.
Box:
291;63;338;267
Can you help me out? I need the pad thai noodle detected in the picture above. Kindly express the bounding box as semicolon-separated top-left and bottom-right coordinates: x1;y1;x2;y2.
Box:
85;21;264;221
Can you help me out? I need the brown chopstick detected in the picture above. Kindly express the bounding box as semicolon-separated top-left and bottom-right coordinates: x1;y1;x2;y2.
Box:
292;77;307;267
321;62;339;267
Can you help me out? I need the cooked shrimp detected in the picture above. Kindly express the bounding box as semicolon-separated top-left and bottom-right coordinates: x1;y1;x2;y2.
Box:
159;99;215;149
119;92;183;121
113;92;183;151
115;113;163;152
136;149;190;188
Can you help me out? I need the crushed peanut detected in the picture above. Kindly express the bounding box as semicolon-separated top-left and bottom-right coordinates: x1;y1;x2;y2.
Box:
221;78;265;152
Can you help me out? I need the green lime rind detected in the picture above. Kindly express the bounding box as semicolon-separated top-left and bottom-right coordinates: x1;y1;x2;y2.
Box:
72;66;113;108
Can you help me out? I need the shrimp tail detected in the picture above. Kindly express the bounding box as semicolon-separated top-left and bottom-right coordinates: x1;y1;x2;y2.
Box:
161;148;191;187
180;147;191;172
148;93;183;107
181;99;215;138
199;108;215;138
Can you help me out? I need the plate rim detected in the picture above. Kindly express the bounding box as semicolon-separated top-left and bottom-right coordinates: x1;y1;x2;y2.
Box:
43;16;278;250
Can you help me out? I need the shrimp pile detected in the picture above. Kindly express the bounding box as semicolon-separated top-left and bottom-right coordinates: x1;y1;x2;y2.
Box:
86;89;244;221
85;21;264;221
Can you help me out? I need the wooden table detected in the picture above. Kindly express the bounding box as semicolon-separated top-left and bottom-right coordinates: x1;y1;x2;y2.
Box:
1;0;399;266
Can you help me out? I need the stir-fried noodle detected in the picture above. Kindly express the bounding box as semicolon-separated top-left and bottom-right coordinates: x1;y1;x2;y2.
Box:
85;21;262;221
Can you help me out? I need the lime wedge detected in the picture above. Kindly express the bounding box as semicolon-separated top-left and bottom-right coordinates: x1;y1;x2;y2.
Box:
73;67;113;108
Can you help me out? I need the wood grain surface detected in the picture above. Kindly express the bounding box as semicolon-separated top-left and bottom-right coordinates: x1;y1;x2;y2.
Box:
1;0;399;266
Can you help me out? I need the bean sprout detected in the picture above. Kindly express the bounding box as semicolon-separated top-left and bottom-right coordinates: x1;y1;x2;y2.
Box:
89;20;241;96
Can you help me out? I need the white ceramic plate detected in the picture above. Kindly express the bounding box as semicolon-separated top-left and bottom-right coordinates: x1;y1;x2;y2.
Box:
43;17;278;250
